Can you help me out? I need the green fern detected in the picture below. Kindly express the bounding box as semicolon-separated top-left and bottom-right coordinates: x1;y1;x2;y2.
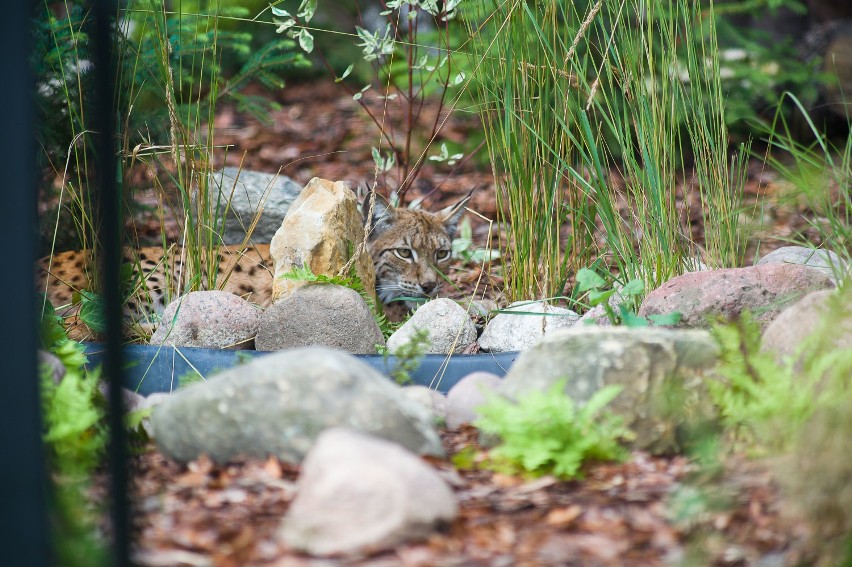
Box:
475;381;630;479
709;311;816;453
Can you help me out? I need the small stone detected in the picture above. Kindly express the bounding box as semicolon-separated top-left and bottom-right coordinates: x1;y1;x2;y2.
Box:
478;301;579;352
151;290;259;350
255;284;384;354
38;350;66;384
98;384;146;414
279;428;457;556
387;298;477;354
576;304;615;327
446;372;502;429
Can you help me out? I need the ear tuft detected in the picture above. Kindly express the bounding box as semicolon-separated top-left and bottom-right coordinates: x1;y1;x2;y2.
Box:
437;190;473;239
361;191;395;238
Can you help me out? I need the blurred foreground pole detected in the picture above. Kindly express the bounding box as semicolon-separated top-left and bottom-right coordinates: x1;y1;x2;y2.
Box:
0;0;50;565
92;0;131;565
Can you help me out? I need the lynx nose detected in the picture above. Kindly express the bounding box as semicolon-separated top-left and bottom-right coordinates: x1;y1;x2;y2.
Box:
421;280;438;295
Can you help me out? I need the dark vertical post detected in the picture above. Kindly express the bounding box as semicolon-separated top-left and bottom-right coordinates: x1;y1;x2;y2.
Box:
92;0;131;565
0;1;49;566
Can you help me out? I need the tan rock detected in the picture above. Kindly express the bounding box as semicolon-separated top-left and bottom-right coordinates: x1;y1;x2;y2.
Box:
270;178;376;302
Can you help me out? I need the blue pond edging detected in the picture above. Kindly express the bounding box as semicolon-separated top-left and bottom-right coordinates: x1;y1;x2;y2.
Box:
82;343;519;396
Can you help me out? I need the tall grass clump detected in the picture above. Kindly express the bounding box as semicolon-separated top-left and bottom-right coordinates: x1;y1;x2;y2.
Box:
464;0;599;301
36;1;307;337
466;0;748;302
763;93;851;285
118;1;307;310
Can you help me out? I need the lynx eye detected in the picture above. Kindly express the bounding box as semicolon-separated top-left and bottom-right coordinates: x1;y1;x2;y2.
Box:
394;248;413;260
435;249;452;262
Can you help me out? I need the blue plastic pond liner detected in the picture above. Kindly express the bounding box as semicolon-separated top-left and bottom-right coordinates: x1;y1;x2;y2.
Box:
82;343;518;396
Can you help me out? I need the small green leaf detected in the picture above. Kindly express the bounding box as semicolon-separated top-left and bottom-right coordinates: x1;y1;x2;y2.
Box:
297;0;317;21
270;6;292;18
576;268;606;292
297;28;314;53
78;291;106;333
335;64;354;83
588;288;614;306
621;278;644;296
621;308;649;328
274;18;296;34
647;312;682;326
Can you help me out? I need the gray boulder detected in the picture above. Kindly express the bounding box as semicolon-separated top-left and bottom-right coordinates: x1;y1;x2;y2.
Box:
387;298;477;354
402;385;448;423
500;327;720;453
478;301;579;352
638;264;835;330
150;347;443;464
445;372;502;429
150;290;259;349
757;246;847;282
279;428;457;557
209;167;301;245
255;283;384;353
761;289;852;362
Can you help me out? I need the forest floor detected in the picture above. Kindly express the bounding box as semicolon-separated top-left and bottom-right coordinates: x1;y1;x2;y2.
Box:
129;426;813;567
97;78;832;565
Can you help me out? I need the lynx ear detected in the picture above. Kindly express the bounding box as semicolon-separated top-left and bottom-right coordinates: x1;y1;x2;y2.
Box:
361;191;396;237
437;191;472;239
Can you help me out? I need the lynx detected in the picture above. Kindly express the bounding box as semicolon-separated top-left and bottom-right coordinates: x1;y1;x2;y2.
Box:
38;191;470;337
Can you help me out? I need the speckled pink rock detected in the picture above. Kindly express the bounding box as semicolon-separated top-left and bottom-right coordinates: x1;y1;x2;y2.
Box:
638;264;835;330
151;290;259;349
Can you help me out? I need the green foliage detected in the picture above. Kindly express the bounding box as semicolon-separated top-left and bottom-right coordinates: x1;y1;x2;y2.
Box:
38;310;108;564
386;328;430;385
452;217;500;265
475;381;630;479
708;310;815;452
39;297;71;351
273;0;469;202
122;2;309;132
711;0;823;129
575;268;681;327
762;94;851;284
31;4;92;160
75;291;106;334
41;353;105;478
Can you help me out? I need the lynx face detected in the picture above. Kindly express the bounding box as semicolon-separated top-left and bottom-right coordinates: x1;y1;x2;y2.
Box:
362;192;470;306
